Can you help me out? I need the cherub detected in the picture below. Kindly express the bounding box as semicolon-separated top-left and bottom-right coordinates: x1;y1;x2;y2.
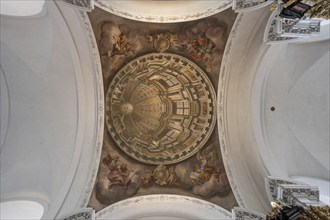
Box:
167;167;180;186
190;145;219;185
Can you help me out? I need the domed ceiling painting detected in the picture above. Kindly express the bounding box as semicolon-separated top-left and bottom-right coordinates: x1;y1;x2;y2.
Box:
87;7;238;211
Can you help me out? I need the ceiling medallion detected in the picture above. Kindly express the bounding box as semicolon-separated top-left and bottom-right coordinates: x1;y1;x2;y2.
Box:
105;53;216;165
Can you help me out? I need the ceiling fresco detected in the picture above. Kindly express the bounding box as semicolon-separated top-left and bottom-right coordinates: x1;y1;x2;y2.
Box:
87;6;238;212
105;53;217;165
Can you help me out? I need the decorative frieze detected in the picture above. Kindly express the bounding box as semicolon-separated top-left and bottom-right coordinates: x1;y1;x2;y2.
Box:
264;11;301;43
59;208;95;220
279;18;321;37
78;11;105;208
96;195;232;219
264;3;322;43
264;10;303;43
233;0;274;12
277;184;320;207
266;177;322;207
265;177;307;201
232;207;266;220
57;0;93;11
217;13;246;208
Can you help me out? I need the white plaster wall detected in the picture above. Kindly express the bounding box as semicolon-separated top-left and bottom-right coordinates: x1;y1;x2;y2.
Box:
53;2;104;218
0;2;103;219
0;200;44;220
0;0;45;16
219;9;273;213
263;40;330;180
0;6;77;212
247;11;329;212
252;31;330;183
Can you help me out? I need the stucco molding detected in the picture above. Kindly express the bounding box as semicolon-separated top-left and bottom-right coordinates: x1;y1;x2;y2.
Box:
0;66;9;153
56;0;94;11
263;10;301;43
217;8;282;213
59;208;95;220
96;194;232;219
94;0;232;23
232;207;266;220
77;11;104;209
233;0;274;12
217;12;245;208
265;176;307;202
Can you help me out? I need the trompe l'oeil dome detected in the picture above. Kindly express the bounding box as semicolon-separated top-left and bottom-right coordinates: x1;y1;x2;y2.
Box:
105;53;216;164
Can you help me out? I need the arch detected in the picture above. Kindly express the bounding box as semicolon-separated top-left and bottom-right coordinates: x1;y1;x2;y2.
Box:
0;200;44;220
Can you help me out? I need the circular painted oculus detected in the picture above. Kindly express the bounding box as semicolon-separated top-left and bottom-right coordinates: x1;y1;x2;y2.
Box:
105;53;216;164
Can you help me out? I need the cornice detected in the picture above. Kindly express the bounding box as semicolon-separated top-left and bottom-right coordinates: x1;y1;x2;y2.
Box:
217;12;245;208
96;194;231;219
77;11;105;209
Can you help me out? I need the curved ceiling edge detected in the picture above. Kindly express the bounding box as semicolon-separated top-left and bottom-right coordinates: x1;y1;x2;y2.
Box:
96;195;231;220
0;66;9;153
217;12;245;208
46;2;104;218
94;0;232;23
0;0;45;17
0;1;91;218
37;2;96;218
217;9;273;213
75;10;105;210
0;200;45;220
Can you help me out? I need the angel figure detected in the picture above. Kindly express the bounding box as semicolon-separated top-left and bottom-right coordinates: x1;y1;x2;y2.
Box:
190;145;219;185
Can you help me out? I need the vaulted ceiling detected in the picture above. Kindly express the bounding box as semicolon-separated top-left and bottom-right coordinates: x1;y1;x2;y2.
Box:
0;1;329;219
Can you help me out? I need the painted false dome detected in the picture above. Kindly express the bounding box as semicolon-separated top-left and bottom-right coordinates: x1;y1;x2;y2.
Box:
105;53;216;164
